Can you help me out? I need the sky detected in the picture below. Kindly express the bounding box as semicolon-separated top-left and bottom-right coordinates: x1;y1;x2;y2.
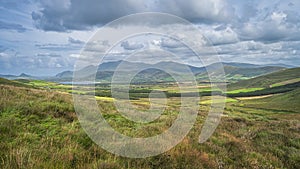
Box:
0;0;300;76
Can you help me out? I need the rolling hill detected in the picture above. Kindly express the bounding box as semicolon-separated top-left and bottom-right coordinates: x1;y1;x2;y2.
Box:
241;88;300;113
196;65;284;82
228;67;300;90
0;77;31;87
226;67;300;113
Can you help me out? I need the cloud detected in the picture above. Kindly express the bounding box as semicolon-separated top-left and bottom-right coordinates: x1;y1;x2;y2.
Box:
0;20;27;32
214;40;300;66
0;48;18;70
84;40;110;52
201;25;239;45
31;0;238;32
235;1;300;42
0;0;32;10
157;0;236;23
0;46;8;53
36;53;62;58
35;55;71;68
35;37;85;51
30;0;300;44
160;38;183;49
35;43;74;51
121;41;144;50
68;37;85;44
32;0;149;32
0;48;76;75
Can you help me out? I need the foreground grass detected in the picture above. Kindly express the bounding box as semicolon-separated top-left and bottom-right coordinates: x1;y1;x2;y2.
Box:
0;84;299;168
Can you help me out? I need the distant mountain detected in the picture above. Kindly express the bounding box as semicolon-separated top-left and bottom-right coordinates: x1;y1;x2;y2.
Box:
94;61;201;83
152;61;205;74
55;61;204;81
98;60;149;72
19;73;32;78
0;73;35;80
222;62;296;68
0;74;17;79
98;60;204;74
262;63;296;68
55;71;73;78
54;60;286;83
221;62;263;68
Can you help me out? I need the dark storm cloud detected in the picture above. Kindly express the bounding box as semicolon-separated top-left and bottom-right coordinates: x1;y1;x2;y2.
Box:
31;0;150;32
156;0;236;24
31;0;237;32
31;0;300;43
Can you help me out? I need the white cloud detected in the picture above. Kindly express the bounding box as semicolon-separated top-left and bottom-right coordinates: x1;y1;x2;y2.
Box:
68;37;85;44
85;40;110;52
121;41;144;50
200;25;239;45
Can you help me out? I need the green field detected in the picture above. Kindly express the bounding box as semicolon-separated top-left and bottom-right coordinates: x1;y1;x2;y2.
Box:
226;88;264;94
1;67;300;168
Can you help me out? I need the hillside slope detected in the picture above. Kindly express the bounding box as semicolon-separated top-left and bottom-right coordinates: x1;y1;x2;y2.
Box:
241;88;300;113
197;65;284;82
228;67;300;90
0;77;31;88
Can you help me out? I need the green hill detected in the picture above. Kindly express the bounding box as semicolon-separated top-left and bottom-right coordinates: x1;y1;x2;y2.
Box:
228;67;300;90
0;77;31;88
227;81;300;97
196;65;284;82
242;88;300;113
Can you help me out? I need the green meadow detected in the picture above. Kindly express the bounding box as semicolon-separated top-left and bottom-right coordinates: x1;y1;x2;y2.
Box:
0;67;299;169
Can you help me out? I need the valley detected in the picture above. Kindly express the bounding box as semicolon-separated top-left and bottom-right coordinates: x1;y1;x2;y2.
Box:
0;65;299;168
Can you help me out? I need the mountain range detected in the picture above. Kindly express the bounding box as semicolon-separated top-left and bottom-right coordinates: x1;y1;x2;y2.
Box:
0;73;35;80
1;61;294;83
53;61;288;83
